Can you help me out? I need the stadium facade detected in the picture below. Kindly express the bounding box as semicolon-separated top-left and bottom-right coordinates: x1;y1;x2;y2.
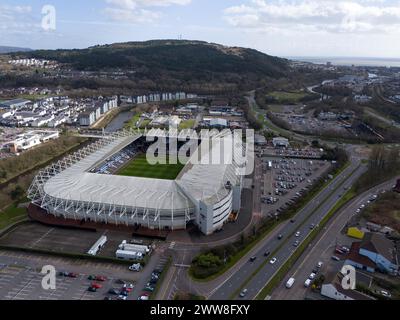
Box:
28;129;246;235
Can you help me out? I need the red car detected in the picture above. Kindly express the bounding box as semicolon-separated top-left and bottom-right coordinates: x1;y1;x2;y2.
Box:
95;276;107;282
91;282;102;289
67;272;78;278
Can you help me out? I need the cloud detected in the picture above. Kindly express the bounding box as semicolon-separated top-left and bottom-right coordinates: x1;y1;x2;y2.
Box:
0;5;40;35
223;0;400;35
104;0;191;23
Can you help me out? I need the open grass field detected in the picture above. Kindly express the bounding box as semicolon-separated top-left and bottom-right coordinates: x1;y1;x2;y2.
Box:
268;91;309;104
179;119;195;129
117;153;185;180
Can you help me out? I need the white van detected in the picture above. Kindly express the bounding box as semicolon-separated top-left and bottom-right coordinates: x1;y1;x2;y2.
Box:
286;278;295;289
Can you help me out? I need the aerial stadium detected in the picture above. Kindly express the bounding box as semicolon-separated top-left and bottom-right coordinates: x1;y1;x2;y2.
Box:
27;129;245;235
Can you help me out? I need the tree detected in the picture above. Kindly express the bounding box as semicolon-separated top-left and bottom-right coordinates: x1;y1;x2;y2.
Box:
10;185;24;200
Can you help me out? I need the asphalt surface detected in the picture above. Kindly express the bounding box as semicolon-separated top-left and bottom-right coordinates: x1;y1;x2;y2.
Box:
209;160;366;300
271;177;400;300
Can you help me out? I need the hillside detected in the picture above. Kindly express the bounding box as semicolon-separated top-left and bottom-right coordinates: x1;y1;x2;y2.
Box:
21;40;287;79
0;46;32;54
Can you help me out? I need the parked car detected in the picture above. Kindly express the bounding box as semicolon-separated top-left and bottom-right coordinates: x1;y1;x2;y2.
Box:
88;287;97;292
104;296;112;300
293;241;300;247
295;231;301;237
88;275;96;280
144;286;155;292
270;257;277;264
91;282;102;289
117;295;127;300
264;251;271;257
108;289;120;295
278;234;283;240
310;224;315;230
317;261;323;269
95;276;107;282
249;256;257;262
67;272;78;278
331;256;340;261
309;273;316;280
304;279;312;288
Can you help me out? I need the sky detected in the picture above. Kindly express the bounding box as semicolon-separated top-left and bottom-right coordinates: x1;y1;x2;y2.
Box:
1;0;400;58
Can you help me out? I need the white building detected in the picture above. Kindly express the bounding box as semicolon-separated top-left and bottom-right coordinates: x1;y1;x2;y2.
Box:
272;137;290;148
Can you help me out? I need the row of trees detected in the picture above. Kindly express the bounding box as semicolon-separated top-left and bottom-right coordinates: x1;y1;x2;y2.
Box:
354;146;400;193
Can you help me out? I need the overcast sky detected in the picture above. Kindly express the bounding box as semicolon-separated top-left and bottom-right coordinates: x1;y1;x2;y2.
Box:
1;0;400;58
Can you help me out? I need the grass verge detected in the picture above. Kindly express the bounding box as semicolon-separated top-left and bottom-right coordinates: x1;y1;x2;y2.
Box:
0;204;27;230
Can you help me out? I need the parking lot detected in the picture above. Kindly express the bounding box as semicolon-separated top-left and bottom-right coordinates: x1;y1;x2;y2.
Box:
0;221;156;259
260;157;331;217
0;263;138;300
0;244;170;300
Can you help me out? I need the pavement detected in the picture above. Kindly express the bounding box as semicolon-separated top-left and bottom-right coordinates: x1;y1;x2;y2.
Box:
208;160;366;300
270;176;400;300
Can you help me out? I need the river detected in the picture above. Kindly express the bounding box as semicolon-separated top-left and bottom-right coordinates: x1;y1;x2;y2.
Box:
104;110;135;132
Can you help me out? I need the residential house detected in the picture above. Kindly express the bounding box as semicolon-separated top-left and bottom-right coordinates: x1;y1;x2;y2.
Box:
321;272;375;300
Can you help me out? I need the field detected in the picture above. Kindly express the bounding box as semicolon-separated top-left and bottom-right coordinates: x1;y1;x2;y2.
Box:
179;119;195;130
268;91;309;104
117;153;185;180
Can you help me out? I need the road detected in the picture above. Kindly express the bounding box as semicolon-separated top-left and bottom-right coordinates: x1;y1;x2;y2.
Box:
271;176;400;300
209;160;366;300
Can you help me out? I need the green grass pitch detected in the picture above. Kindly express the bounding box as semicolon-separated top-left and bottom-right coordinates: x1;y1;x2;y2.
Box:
116;153;185;180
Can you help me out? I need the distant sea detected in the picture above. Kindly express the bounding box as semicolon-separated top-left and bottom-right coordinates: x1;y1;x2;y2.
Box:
288;56;400;68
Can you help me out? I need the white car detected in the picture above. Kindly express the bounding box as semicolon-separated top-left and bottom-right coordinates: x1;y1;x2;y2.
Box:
304;279;312;288
309;273;316;280
270;257;277;264
317;261;323;268
129;264;142;272
138;295;149;301
295;231;301;237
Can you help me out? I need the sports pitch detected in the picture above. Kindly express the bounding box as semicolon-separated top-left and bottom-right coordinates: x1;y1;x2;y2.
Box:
117;153;185;180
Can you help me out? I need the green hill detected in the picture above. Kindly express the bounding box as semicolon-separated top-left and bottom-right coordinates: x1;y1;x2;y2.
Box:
22;40;288;78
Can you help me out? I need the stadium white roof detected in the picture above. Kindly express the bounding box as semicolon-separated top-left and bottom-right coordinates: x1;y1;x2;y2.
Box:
43;130;242;211
43;135;194;211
